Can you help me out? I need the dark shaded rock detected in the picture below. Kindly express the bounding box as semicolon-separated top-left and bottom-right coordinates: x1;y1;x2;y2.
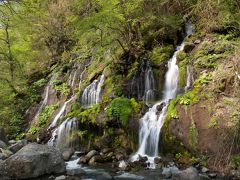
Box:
88;155;101;165
156;102;166;112
199;173;211;179
138;155;148;162
116;153;124;161
201;167;209;173
0;149;13;160
162;167;171;178
0;143;66;179
170;166;179;174
208;173;217;178
172;167;199;180
154;157;162;164
74;151;86;157
0;127;8;144
102;148;113;154
66;168;85;176
62;148;75;161
184;43;195;53
0;140;7;149
8;141;24;153
107;152;114;157
77;156;88;164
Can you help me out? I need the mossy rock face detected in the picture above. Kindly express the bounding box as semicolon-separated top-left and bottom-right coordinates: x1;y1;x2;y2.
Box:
150;45;174;67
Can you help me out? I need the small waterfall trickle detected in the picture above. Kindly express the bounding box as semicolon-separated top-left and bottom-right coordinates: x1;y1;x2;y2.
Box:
185;65;194;92
81;74;105;107
48;96;75;129
131;60;155;105
132;23;194;168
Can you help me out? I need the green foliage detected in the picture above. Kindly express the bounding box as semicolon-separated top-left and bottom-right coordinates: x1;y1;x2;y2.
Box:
177;51;187;61
106;97;134;126
53;80;71;96
179;58;189;88
150;45;174;66
39;103;59;127
189;119;198;149
166;98;179;120
68;104;101;124
28;126;40;135
208;117;217;128
179;89;199;106
232;155;240;167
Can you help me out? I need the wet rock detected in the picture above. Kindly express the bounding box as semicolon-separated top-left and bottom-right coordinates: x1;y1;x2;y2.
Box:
170;166;179;174
66;168;85;176
8;141;24;153
138;155;148;162
172;167;199;180
62;148;75;161
0;127;8;144
0;143;66;179
74;151;85;157
119;160;128;171
102;148;113;154
154;157;162;164
8;140;17;145
184;43;195;53
162;167;171;178
55;175;66;180
0;148;13;159
88;155;101;165
208;173;217;178
116;153;124;161
199;173;210;179
201;167;209;173
85;150;98;161
77;156;88;164
156;102;166;112
96;172;113;180
0;140;7;149
107;152;114;157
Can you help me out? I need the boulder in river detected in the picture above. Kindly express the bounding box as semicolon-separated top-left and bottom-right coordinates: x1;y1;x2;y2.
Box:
62;148;75;161
171;167;199;180
0;143;66;179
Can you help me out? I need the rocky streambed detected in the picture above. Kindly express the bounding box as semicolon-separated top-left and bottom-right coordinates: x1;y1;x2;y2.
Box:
0;127;229;180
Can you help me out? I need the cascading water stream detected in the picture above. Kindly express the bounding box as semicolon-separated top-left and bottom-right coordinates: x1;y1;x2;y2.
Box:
132;23;194;168
48;96;75;129
131;60;155;106
185;65;194;92
81;74;105;107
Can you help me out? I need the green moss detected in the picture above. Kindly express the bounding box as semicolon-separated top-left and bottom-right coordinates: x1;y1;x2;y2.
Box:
189;119;198;149
28;126;40;135
179;58;189;88
179;88;200;106
68;104;100;124
53;80;71;96
150;45;174;66
39;103;59;127
208;117;217;128
33;78;47;88
177;51;186;61
106;97;134;126
232;155;240;167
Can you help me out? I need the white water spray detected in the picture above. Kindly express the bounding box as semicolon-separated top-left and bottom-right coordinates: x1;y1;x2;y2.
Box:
132;23;194;168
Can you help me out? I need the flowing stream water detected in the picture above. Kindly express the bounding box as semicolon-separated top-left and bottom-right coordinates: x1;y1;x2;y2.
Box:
132;24;194;168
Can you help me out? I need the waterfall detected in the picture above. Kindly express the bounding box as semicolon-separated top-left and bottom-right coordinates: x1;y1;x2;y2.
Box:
48;96;75;129
132;23;194;168
131;60;155;105
185;65;194;92
48;117;79;150
81;74;105;107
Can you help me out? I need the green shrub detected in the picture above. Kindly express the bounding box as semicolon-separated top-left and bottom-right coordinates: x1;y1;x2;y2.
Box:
39;103;59;127
150;45;174;66
106;97;134;126
53;80;71;96
189;119;198;149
